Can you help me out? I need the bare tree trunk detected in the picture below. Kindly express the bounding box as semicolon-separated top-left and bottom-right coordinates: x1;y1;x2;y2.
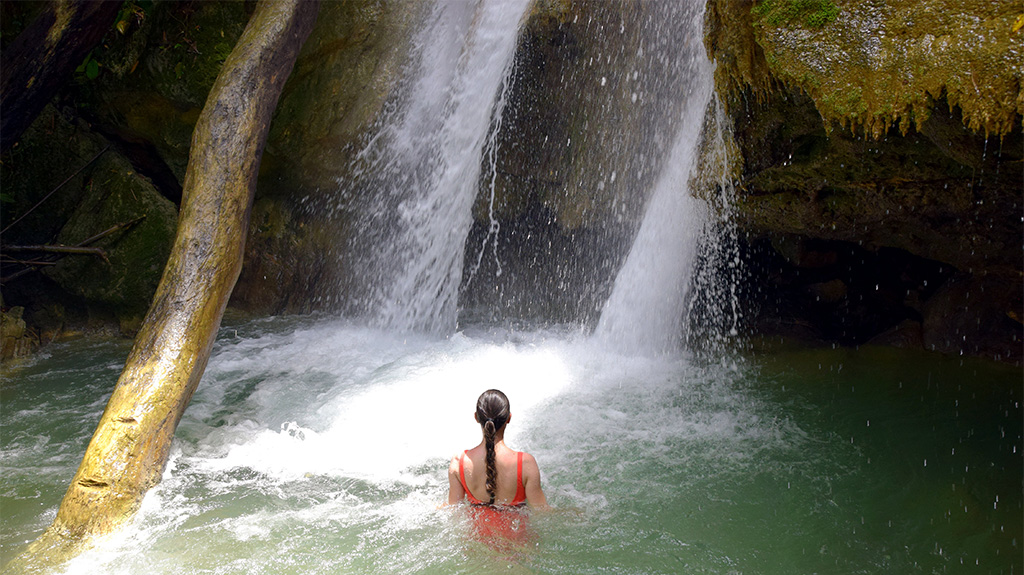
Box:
0;0;121;153
6;0;318;571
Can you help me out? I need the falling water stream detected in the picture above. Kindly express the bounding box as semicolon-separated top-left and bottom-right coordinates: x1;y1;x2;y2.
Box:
1;0;1021;573
340;0;531;334
593;1;714;355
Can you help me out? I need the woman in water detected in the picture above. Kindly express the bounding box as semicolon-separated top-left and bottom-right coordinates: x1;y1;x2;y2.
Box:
448;389;548;511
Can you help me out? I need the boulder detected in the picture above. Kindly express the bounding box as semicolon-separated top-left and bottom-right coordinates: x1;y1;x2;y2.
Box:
704;0;1022;362
0;306;37;361
43;151;178;331
1;105;177;338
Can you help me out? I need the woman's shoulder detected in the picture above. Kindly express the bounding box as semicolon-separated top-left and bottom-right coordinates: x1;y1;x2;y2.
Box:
513;448;535;459
516;450;540;470
448;451;466;471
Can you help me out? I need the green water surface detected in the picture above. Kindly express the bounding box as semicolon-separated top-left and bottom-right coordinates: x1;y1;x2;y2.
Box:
1;329;1019;575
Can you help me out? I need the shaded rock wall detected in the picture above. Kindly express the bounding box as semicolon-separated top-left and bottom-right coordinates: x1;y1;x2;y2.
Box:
1;105;178;341
2;0;1018;364
1;1;251;342
705;0;1022;362
0;1;415;334
232;0;420;314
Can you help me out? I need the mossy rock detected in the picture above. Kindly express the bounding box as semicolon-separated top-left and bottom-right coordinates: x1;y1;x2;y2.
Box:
731;87;1021;272
709;0;1022;137
44;152;178;323
230;196;338;314
70;1;254;185
76;1;253;109
0;106;108;244
0;306;38;361
260;1;419;199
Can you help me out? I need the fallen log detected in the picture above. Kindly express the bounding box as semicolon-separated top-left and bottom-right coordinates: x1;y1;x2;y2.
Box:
0;216;145;284
3;245;108;259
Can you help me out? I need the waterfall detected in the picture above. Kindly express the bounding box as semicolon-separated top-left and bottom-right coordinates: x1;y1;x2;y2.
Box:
594;2;722;354
342;0;532;334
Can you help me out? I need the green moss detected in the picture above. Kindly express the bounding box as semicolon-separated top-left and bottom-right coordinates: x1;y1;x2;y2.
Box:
45;152;178;319
712;0;1022;138
752;0;839;29
0;106;104;243
820;86;868;123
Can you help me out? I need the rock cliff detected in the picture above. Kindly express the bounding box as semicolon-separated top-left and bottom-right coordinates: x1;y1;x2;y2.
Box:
705;0;1022;361
1;0;1018;363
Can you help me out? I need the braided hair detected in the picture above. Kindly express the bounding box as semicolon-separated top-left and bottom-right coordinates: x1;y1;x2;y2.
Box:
475;389;510;505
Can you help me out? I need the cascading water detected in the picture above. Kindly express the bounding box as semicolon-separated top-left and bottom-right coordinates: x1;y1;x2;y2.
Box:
3;3;1020;575
593;2;720;355
340;0;532;334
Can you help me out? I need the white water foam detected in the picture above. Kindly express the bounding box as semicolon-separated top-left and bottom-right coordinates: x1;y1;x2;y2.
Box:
190;330;576;483
42;320;792;575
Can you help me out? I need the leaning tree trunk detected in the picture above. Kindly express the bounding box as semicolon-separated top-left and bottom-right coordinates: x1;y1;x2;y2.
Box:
7;0;318;571
0;0;121;154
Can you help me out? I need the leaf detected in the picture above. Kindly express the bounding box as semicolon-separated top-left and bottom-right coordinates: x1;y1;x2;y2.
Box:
75;52;92;74
86;59;100;80
1013;13;1024;33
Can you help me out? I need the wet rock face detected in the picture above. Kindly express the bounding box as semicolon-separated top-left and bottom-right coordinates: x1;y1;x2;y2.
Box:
1;306;37;361
709;0;1022;137
706;0;1023;362
229;1;420;314
1;106;179;336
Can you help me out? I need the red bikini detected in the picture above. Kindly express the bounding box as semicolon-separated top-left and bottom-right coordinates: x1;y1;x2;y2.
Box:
457;449;532;548
458;450;527;507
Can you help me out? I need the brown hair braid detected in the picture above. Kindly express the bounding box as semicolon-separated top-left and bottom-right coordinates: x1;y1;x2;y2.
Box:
476;389;510;505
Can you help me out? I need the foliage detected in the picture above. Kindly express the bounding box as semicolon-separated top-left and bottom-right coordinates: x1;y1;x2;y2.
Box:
74;51;101;80
751;0;839;28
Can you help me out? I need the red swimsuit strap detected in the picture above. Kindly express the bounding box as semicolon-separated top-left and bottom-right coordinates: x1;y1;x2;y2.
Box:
512;451;527;505
460;450;527;506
